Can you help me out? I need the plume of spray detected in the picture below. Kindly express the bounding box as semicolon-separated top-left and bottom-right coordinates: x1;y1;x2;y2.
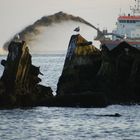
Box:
3;11;102;51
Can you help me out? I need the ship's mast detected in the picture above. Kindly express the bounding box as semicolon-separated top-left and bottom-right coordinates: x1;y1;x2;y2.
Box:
130;0;140;15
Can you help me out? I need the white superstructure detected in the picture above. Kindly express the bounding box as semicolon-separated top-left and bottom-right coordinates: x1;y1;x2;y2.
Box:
99;0;140;50
113;0;140;40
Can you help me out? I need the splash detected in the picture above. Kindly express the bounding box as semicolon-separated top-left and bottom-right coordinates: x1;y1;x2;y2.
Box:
3;12;101;51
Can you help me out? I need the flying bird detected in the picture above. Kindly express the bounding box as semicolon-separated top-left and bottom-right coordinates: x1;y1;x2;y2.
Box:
74;26;80;32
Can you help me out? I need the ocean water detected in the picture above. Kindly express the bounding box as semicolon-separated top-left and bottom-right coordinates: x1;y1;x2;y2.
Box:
0;55;140;140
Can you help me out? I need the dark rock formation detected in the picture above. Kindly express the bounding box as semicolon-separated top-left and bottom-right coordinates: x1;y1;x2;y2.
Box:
97;42;140;104
0;39;53;108
57;34;140;106
57;34;101;95
95;113;122;117
56;34;108;107
1;33;140;108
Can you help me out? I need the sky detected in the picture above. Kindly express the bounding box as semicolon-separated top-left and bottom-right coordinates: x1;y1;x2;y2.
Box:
0;0;134;54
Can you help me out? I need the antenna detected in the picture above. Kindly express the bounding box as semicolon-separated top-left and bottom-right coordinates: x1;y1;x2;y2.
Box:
130;0;140;15
119;8;122;16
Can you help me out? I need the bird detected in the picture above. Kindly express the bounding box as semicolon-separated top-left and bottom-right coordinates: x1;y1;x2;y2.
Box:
14;34;20;41
74;26;80;32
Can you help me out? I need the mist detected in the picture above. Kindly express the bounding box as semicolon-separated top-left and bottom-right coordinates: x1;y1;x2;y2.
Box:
3;12;100;54
28;21;99;54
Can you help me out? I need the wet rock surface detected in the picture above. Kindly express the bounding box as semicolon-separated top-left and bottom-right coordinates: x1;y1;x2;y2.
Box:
1;34;140;108
57;34;140;106
0;40;53;108
57;35;101;95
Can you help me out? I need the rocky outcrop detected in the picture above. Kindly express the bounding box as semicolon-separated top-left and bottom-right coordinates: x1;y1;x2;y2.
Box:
0;39;53;108
1;34;140;108
57;34;101;95
56;34;108;107
97;42;140;103
57;34;140;106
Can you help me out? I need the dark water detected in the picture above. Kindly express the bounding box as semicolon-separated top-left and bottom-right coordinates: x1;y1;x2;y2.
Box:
0;55;140;140
0;106;140;140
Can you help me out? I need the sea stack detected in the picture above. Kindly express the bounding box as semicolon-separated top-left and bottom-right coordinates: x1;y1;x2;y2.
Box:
56;34;108;107
56;34;140;106
0;39;53;108
97;42;140;103
57;34;101;95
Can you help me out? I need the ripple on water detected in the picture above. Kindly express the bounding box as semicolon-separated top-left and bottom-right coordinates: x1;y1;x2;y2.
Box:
0;56;140;139
0;106;140;140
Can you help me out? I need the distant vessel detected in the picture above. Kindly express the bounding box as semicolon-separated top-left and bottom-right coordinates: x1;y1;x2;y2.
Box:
96;0;140;50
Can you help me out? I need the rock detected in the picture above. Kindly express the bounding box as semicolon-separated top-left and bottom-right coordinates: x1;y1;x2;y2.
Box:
57;34;102;96
95;113;122;117
98;42;140;103
57;34;140;106
56;34;108;107
1;33;140;108
45;92;108;108
0;39;53;108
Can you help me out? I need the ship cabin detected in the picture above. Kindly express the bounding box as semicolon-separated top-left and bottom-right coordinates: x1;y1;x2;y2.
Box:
112;14;140;40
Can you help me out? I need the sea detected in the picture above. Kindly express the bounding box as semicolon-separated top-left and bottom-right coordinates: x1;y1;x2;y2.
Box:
0;54;140;140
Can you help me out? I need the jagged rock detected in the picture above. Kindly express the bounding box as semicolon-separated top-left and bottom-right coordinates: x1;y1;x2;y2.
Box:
57;34;101;96
0;39;53;108
98;42;140;103
56;34;108;107
1;33;140;108
57;34;140;106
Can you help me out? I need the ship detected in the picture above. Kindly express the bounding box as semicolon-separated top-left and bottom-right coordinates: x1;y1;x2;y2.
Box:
96;0;140;50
